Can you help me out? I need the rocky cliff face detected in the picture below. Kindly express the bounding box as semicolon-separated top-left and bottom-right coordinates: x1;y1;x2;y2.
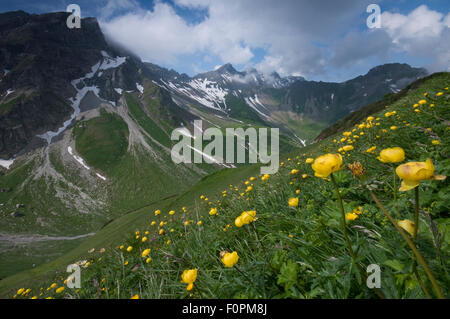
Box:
0;11;112;158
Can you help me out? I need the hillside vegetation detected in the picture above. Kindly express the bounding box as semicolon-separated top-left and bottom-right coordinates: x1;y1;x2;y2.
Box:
4;73;450;299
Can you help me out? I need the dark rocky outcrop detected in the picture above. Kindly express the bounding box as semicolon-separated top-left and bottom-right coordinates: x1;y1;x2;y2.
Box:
0;11;108;158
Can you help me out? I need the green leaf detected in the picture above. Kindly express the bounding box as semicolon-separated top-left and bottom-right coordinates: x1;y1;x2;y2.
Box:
277;260;299;291
384;259;404;271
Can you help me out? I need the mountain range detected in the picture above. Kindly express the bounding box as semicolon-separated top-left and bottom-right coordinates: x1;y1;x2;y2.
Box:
0;11;428;278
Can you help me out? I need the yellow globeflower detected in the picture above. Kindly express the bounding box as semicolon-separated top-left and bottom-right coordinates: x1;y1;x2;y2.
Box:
221;251;239;267
241;211;256;224
432;140;440;145
141;249;151;258
288;197;299;207
290;169;299;175
342;145;354;151
146;257;152;264
245;186;253;192
311;153;343;178
436;92;443;96
154;210;161;216
398;219;415;236
141;236;147;243
302;174;307;179
345;212;359;221
209;208;218;215
126;246;133;252
377;147;405;163
17;288;25;295
418;99;427;105
305;158;314;164
261;174;270;181
235;216;244;227
396;159;446;191
366;146;377;153
50;283;57;289
130;294;139;299
390;126;397;130
169;210;175;215
55;287;64;294
181;269;198;285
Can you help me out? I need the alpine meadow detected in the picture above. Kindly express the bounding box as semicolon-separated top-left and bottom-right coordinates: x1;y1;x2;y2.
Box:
0;1;449;303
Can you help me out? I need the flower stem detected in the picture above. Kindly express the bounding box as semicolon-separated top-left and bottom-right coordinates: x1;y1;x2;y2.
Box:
193;282;205;298
411;187;432;298
369;190;445;299
251;223;276;273
414;188;420;239
331;174;385;299
393;166;400;218
330;174;356;260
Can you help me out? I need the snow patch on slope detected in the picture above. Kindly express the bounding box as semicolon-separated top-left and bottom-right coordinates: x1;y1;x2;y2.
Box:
68;146;90;170
136;83;144;93
245;95;269;118
37;54;127;144
5;89;14;97
0;158;14;169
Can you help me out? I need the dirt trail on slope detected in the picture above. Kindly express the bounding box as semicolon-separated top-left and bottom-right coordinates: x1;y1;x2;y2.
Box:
0;232;95;244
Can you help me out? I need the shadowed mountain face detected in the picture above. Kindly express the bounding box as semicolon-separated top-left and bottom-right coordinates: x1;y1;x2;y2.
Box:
0;11;109;158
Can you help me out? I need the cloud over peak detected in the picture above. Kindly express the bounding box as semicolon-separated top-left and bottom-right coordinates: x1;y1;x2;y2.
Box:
99;1;449;80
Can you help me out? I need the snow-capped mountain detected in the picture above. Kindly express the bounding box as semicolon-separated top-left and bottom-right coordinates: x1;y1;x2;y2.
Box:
147;61;427;128
148;62;305;113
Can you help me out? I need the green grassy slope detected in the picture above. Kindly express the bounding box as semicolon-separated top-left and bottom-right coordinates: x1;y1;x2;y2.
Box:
0;164;260;296
2;72;449;299
73;109;129;174
315;72;448;141
0;90;212;279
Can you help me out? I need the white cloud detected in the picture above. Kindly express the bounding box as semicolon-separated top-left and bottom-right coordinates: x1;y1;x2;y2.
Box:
100;1;449;77
381;5;450;71
382;5;446;44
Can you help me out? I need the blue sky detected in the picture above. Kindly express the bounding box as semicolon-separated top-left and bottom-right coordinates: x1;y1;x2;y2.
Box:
0;0;449;82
